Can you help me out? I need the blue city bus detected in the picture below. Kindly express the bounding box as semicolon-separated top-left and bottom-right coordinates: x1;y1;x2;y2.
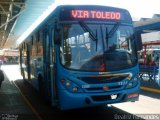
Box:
19;5;142;110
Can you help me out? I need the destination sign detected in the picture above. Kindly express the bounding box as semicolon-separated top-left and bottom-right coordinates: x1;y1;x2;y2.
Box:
71;10;121;20
59;6;132;23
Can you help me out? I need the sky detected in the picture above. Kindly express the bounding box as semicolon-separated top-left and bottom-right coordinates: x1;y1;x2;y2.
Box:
55;0;160;20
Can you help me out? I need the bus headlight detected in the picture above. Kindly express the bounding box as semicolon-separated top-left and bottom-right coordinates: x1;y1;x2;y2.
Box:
73;87;78;92
61;79;83;93
126;75;139;89
66;81;71;87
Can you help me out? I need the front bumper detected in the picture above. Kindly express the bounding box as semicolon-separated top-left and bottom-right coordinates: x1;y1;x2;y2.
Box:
58;83;140;110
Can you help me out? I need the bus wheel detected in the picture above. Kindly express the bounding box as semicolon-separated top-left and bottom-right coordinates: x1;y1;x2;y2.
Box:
38;75;45;97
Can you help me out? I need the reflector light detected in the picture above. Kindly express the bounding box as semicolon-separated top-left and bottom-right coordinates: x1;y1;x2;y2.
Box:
127;93;138;98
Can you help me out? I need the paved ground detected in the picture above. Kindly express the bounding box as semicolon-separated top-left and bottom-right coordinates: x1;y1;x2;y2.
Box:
0;65;38;120
112;92;160;114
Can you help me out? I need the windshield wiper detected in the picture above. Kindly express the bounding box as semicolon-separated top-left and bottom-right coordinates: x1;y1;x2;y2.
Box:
108;22;120;38
79;21;97;41
106;27;109;49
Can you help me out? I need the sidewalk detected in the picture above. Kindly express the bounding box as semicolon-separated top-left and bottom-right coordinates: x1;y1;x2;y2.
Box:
0;65;38;120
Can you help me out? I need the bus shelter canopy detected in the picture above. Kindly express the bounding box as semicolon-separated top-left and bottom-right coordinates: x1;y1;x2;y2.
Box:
1;0;55;49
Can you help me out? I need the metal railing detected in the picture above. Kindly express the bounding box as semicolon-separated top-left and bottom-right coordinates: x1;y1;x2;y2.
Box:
139;65;160;89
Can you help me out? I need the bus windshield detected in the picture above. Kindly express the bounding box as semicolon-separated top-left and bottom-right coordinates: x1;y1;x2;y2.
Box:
60;23;137;72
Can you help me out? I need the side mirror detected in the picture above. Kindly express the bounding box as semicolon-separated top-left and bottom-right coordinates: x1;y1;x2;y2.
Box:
135;31;143;51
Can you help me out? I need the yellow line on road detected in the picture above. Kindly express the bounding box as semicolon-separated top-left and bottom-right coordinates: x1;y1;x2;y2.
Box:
13;81;43;120
141;86;160;93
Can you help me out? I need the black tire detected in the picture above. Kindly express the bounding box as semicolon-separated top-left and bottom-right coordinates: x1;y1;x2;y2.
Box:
38;75;45;97
0;70;4;88
0;81;2;88
38;75;52;105
0;70;4;81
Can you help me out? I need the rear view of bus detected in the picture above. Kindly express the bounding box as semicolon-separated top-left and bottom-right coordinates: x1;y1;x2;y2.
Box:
56;5;142;110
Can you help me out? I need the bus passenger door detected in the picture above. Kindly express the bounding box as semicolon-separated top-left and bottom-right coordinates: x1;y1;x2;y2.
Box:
49;27;57;106
43;29;52;103
44;27;56;106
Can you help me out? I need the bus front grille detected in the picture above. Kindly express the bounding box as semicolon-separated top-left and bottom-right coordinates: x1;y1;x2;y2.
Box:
78;74;128;84
85;85;121;91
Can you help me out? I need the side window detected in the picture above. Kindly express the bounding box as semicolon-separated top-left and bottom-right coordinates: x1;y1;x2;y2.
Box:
117;29;132;52
30;35;36;67
37;31;43;57
22;43;27;68
43;29;50;64
37;31;43;66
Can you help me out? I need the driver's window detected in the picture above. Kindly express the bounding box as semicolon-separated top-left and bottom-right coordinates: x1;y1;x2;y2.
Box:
118;30;132;51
